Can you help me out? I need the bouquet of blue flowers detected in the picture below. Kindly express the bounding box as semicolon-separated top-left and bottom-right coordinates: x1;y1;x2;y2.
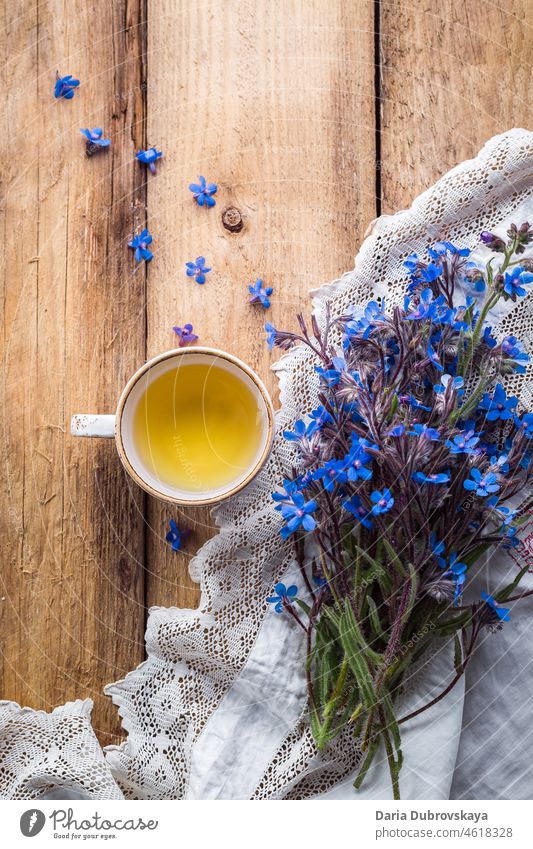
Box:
267;224;533;799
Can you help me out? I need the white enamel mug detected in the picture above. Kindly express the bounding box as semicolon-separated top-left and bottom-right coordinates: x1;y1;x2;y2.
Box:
71;347;275;506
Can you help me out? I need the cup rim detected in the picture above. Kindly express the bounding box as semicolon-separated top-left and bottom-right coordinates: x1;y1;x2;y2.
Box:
114;347;275;505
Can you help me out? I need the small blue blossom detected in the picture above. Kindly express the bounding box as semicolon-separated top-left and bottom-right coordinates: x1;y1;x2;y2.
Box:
427;341;444;372
370;488;394;515
128;228;153;262
267;582;298;613
389;424;405;437
483;326;498;349
55;74;80;99
428;241;470;259
277;492;318;539
413;471;450;485
343;440;373;481
503;266;533;298
315;365;344;387
265;322;277;350
166;519;186;551
189;175;217;207
136;147;163;173
283;420;313;442
272;480;301;505
409;424;440;441
446;432;480;455
434;374;464;395
186;256;211;284
514;412;533;438
431;533;446;563
441;553;468;605
501;336;530;374
343;495;373;529
404;288;440;321
80;127;111;153
344;300;385;341
308;405;333;434
173;323;198;346
463;468;500;497
248;279;273;309
481;591;510;622
314;459;349;492
313;571;328;588
478;383;518;422
403;395;432;412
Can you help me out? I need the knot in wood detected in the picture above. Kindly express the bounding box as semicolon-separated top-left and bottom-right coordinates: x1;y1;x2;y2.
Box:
222;207;244;232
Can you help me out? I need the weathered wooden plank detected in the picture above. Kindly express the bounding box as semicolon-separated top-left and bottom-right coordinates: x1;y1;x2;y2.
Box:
379;0;533;212
0;0;147;746
144;0;377;608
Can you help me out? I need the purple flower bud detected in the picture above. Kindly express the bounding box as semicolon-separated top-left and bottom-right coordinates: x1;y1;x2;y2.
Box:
480;231;505;252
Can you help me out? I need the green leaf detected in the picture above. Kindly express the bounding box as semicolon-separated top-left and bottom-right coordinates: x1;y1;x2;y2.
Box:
496;561;531;603
381;538;406;580
453;633;463;675
338;603;378;710
354;739;379;790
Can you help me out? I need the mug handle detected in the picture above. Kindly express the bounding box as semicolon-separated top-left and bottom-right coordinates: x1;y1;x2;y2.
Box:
70;414;116;438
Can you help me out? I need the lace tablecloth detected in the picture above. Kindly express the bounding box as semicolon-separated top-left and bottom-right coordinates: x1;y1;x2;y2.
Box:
1;129;532;800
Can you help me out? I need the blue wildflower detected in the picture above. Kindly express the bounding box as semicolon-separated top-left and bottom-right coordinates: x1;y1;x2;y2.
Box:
431;533;446;564
54;74;80;99
441;553;468;605
428;241;470;259
173;323;198;346
370;488;394;515
283;420;312;442
307;405;333;434
278;492;318;539
272;480;301;505
478;383;518;421
463;262;486;296
136;147;163;173
343;495;373;529
463;468;500;497
186;256;211;284
483;326;498;349
481;591;510;622
315;363;344;387
265;322;277;350
314;459;349;492
503;266;533;298
80;127;111;153
344;300;385;341
267;582;298;613
128;228;153;262
404;288;440;321
427;341;444;372
343;440;373;481
413;471;450;485
501;336;529;374
389;424;405;437
446;432;480;455
189;175;217;207
404;395;432;412
166;519;186;551
514;412;533;438
409;424;440;441
248;279;273;309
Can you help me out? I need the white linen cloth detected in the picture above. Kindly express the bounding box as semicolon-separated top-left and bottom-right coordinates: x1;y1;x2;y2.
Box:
1;129;532;800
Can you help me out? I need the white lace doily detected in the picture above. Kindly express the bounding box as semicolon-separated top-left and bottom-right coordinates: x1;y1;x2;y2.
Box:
1;129;532;800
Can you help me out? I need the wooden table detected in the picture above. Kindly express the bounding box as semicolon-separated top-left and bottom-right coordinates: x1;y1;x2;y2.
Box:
1;1;531;747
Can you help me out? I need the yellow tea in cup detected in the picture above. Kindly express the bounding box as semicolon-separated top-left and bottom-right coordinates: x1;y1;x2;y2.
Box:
132;361;264;493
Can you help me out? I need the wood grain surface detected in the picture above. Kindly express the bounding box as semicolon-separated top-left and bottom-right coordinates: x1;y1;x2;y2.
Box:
1;0;531;745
